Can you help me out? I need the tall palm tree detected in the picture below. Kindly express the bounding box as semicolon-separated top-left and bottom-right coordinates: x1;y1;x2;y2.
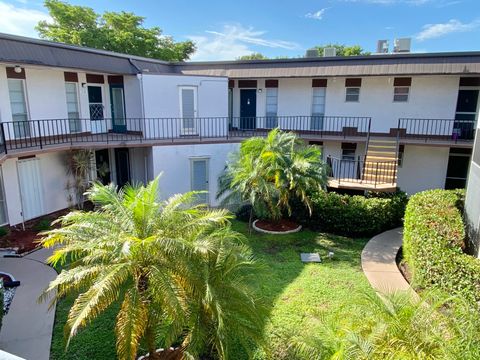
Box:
40;177;266;360
217;128;327;222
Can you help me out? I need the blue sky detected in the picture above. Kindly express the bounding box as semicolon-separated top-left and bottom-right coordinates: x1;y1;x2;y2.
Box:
0;0;479;60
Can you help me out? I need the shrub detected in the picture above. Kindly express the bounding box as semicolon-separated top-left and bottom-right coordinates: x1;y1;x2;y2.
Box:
290;190;408;237
34;218;52;232
403;189;480;307
0;227;8;237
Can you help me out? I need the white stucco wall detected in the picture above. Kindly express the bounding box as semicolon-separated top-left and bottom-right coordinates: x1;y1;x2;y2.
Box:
2;151;73;225
231;75;460;134
397;145;449;195
151;143;240;206
142;74;229;138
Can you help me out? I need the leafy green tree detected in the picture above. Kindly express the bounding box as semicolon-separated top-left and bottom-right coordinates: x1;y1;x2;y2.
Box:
313;44;370;57
40;178;266;360
36;0;195;61
237;53;269;60
289;291;480;360
217;129;327;222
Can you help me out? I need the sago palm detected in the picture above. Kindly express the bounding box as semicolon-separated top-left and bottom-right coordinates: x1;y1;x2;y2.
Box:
217;128;327;221
40;177;266;360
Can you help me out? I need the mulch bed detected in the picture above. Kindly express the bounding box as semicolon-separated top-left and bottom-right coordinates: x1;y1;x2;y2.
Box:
255;219;300;232
0;207;77;254
0;228;41;254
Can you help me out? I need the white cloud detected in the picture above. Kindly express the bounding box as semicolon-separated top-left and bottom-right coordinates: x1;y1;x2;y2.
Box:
188;24;299;61
305;8;328;20
0;1;51;38
415;19;479;41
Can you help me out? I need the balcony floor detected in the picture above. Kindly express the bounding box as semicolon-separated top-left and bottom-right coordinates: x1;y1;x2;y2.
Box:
328;178;397;192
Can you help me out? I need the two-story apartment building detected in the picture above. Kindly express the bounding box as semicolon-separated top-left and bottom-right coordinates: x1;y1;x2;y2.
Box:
0;32;478;228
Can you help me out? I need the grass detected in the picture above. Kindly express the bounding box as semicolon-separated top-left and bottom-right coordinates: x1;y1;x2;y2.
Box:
50;220;374;359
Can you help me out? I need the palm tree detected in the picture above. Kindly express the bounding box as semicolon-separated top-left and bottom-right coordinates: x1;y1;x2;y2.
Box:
288;291;480;360
40;177;266;360
217;128;327;223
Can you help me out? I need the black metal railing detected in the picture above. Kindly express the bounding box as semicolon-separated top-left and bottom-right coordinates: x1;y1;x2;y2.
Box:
398;118;476;142
327;156;397;187
0;116;372;155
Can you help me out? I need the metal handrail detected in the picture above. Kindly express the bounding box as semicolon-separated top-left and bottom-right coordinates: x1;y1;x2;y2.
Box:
0;116;372;155
398;118;476;143
327;156;397;187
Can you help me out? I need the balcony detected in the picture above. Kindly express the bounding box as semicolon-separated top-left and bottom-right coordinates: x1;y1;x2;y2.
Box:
0;117;474;160
326;156;398;192
0;116;371;158
398;118;476;145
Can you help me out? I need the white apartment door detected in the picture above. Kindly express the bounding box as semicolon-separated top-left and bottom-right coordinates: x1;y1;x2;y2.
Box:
311;87;326;130
191;159;209;205
17;158;44;221
180;87;198;135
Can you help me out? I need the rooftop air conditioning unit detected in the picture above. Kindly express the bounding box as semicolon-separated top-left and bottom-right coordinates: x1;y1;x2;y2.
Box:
305;49;319;58
376;40;389;54
323;47;337;57
393;38;411;53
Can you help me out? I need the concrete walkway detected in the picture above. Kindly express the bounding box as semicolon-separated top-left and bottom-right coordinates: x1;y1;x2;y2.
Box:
361;228;415;295
0;248;57;360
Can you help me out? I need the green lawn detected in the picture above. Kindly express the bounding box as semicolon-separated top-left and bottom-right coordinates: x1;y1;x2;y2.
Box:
50;220;374;360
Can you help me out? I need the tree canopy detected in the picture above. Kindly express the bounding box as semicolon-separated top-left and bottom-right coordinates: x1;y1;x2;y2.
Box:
237;52;269;60
36;0;195;61
313;44;370;57
40;178;266;360
217;129;327;221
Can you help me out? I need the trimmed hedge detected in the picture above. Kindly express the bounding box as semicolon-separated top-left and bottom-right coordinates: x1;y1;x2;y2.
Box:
290;190;408;237
403;189;480;307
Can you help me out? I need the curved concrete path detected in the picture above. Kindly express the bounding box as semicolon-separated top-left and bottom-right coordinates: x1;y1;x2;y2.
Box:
0;248;57;360
361;228;415;295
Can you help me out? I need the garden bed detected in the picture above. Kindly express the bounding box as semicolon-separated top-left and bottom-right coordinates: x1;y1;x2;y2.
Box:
253;219;301;234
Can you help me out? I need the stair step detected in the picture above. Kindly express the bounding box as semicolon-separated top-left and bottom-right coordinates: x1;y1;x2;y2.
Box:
365;156;397;161
367;150;397;155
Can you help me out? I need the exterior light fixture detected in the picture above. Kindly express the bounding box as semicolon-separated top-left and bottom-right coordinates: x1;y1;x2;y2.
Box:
14;66;22;74
258;88;263;93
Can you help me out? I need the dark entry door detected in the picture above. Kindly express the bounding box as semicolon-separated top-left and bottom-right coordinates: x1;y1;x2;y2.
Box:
95;149;111;185
110;84;127;133
240;89;256;130
454;90;479;140
115;148;130;189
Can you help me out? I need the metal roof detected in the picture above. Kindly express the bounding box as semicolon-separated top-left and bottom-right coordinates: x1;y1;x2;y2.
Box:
175;53;480;78
0;33;173;74
1;33;480;78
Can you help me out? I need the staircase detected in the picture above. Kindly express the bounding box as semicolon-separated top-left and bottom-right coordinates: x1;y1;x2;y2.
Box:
362;138;399;185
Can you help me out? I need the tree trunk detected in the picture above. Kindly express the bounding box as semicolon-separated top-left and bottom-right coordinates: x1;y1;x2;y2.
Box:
248;206;253;235
145;323;160;360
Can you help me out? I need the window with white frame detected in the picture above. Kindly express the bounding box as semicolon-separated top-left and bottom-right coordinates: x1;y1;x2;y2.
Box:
7;79;30;137
341;143;357;161
65;82;81;132
393;77;411;102
345;78;361;102
265;80;278;128
266;88;278;122
345;87;360;102
311;87;326;130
